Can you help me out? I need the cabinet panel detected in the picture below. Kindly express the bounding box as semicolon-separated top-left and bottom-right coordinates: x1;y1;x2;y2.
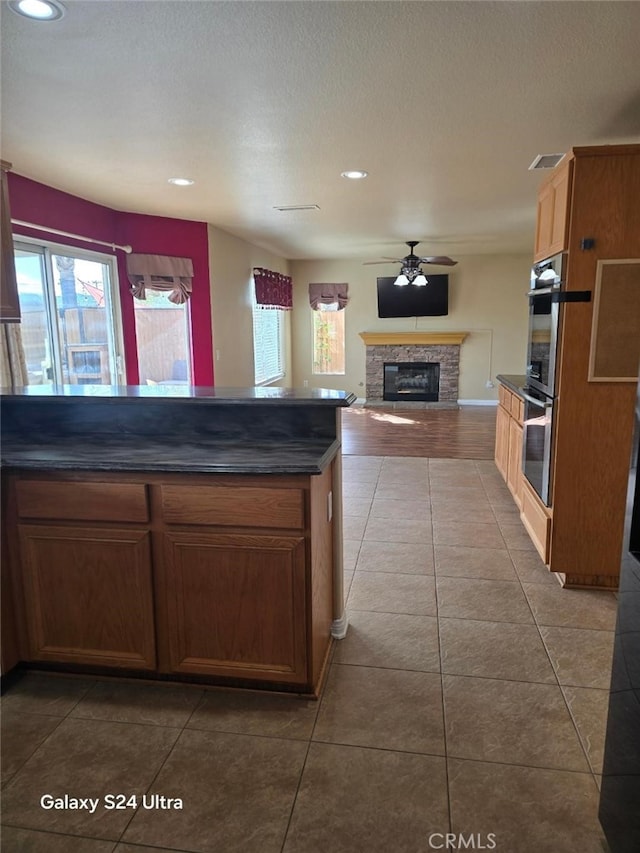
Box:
534;159;572;261
494;403;510;480
520;479;551;563
16;480;149;523
162;531;307;683
161;485;304;529
18;525;155;668
507;418;524;509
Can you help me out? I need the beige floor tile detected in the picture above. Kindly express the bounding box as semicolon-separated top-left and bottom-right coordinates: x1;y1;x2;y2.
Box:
364;515;432;544
1;673;94;717
116;846;184;853
355;540;434;575
510;549;557;585
1;827;116;852
436;576;534;624
122;729;306;853
186;687;319;740
499;520;537;551
334;610;440;672
313;664;444;755
341;466;380;484
373;482;430;501
448;759;604;853
282;743;449;853
342;514;367;540
342;538;361;572
348;571;437;616
341;495;372;516
540;625;614;689
0;710;61;787
562;685;610;775
429;485;488;503
376;471;429;488
342;481;376;499
434;545;518;580
429;473;484;490
1;717;180;840
69;681;204;727
523;584;618;630
369;497;431;520
439;618;556;683
432;504;496;524
343;569;355;599
443;674;589;771
433;521;505;549
490;503;522;524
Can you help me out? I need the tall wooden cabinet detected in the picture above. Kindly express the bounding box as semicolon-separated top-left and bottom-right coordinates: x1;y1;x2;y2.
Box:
498;144;640;589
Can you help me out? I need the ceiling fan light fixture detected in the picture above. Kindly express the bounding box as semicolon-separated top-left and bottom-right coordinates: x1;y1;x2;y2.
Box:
394;274;410;287
413;274;428;286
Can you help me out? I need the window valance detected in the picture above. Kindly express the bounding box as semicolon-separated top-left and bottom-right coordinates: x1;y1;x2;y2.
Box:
308;283;349;310
253;267;293;310
127;253;193;304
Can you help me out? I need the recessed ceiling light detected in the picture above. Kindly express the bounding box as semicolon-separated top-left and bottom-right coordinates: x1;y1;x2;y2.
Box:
168;177;194;186
341;170;368;180
8;0;65;21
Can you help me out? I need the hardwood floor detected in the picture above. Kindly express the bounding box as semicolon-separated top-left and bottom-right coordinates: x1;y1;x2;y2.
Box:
341;405;497;459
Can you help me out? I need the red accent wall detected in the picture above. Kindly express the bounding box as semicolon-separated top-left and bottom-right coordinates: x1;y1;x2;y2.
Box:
8;174;214;386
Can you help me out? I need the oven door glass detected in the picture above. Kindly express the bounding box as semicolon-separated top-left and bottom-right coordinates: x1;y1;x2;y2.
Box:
523;390;554;506
526;294;558;395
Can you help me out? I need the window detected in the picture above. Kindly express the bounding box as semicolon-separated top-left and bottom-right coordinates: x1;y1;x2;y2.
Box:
312;302;345;375
252;296;284;385
133;289;192;385
13;240;125;385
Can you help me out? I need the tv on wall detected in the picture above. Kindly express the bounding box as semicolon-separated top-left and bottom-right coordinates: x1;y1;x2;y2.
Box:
376;275;449;318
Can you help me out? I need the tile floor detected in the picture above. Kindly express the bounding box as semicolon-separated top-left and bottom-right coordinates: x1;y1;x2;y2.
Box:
1;457;617;852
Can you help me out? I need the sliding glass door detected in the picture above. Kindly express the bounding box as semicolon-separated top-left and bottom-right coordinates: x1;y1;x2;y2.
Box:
14;241;125;385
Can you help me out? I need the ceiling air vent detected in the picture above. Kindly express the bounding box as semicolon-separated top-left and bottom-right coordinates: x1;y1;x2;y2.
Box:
528;153;566;171
273;204;320;212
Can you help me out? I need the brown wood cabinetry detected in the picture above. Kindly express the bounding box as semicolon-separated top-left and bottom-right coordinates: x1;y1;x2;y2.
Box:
498;144;640;588
494;384;523;509
534;157;572;262
3;466;336;693
18;524;156;669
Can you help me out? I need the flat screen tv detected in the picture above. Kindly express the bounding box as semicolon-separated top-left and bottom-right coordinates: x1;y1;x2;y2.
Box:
376;275;449;318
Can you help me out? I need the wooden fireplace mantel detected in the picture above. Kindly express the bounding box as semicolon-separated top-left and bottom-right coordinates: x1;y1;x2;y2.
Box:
359;332;468;346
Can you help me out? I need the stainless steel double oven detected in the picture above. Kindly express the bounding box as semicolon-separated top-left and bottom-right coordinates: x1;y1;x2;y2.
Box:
523;253;564;506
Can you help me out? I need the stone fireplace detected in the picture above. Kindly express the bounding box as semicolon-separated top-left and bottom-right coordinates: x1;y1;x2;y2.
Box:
359;332;468;405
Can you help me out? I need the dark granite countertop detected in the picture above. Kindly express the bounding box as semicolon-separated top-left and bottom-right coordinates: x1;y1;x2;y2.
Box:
0;385;352;475
1;436;341;475
0;384;357;406
496;375;528;398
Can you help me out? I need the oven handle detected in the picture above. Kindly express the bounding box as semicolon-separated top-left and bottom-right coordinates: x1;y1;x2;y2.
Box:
521;391;554;408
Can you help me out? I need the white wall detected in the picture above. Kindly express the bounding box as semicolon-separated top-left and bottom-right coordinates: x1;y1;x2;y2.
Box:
289;254;531;401
207;225;291;387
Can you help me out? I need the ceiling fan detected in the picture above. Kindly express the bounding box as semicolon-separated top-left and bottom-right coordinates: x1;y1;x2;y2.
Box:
363;241;457;286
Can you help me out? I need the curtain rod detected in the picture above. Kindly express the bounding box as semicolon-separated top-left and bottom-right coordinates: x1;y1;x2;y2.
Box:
11;219;132;254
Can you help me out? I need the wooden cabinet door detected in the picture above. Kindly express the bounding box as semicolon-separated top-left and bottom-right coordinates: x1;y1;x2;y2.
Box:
534;159;572;261
507;418;524;509
18;525;156;669
161;531;307;685
494;403;510;480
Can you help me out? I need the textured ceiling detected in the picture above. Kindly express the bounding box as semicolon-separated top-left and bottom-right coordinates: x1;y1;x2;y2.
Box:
2;1;639;260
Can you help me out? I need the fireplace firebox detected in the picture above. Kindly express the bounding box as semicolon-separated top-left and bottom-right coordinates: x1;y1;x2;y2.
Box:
383;362;440;402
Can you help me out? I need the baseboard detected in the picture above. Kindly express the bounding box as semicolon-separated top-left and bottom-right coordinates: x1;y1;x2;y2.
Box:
457;399;499;406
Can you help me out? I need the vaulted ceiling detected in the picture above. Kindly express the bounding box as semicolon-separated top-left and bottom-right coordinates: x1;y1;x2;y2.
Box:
2;1;639;260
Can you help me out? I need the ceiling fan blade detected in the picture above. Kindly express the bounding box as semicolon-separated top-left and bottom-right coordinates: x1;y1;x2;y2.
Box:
362;259;402;265
419;256;458;266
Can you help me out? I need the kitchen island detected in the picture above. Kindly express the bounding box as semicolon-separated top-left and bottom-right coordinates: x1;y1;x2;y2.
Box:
1;385;355;695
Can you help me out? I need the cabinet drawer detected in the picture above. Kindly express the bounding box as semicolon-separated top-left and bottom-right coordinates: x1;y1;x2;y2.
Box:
510;395;524;424
520;479;551;563
15;481;149;523
161;485;304;529
498;384;512;410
